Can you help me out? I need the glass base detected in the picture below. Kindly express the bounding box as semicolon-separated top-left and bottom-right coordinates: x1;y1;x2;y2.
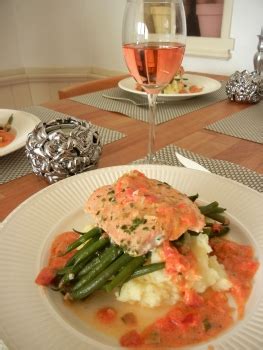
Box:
133;153;165;165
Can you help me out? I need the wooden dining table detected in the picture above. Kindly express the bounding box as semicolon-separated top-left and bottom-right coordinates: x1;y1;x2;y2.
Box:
1;72;262;222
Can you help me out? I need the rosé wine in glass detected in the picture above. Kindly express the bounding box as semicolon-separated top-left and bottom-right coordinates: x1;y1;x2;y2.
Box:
123;42;185;94
122;0;186;163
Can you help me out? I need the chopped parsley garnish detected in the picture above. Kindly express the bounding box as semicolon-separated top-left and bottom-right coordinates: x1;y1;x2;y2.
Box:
130;217;147;231
157;181;171;188
120;217;148;234
203;318;212;331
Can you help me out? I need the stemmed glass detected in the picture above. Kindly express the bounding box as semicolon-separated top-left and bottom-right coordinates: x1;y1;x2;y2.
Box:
122;0;187;163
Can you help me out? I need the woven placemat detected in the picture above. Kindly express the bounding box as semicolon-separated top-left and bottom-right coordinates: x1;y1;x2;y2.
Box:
205;102;263;144
0;106;125;184
71;82;226;125
133;145;263;192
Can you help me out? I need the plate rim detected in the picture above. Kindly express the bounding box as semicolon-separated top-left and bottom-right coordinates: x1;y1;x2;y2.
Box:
118;74;222;99
0;108;41;157
0;164;262;350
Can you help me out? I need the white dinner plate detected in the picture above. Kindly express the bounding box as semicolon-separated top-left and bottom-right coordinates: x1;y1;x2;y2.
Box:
118;74;222;101
0;165;262;350
0;109;41;157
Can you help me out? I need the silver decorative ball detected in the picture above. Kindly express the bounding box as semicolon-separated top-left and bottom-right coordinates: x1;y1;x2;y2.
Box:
225;70;262;103
26;117;102;183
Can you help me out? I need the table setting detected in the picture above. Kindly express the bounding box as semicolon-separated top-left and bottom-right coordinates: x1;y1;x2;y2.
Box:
0;106;125;185
0;1;263;350
70;77;227;125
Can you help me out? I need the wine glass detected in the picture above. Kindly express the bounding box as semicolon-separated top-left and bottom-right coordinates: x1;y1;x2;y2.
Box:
122;0;187;163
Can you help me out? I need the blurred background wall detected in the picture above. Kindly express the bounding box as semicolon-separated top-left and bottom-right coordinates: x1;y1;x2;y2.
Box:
0;0;262;107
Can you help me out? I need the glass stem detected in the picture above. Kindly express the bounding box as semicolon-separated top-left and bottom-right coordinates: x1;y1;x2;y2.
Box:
147;93;158;163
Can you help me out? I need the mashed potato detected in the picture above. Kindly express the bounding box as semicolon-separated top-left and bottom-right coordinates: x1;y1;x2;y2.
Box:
116;249;180;308
116;234;231;308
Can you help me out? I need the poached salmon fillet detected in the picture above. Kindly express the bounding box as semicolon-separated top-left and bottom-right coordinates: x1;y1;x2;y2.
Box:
85;170;205;256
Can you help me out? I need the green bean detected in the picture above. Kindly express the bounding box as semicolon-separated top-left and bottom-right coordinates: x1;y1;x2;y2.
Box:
57;255;95;276
56;266;70;276
199;201;219;215
63;227;103;255
171;234;185;248
128;262;165;280
212;207;226;214
104;255;146;292
77;254;102;278
187;230;200;236
72;237;110;267
188;194;199;202
72;229;85;235
199;201;227;216
72;245;123;291
69;253;133;300
203;226;230;238
59;257;93;287
65;236;99;267
205;212;230;225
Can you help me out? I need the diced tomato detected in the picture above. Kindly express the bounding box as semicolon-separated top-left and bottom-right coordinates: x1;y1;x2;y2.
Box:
96;307;117;324
50;231;80;258
237;260;259;274
211;223;222;233
155;316;176;332
182;313;200;327
120;330;143;347
35;231;80;286
0;130;15;147
189;85;203;93
143;193;157;203
35;267;56;286
179;89;187;94
162;240;191;274
168;308;200;331
49;255;71;270
184;289;204;307
115;170;156;205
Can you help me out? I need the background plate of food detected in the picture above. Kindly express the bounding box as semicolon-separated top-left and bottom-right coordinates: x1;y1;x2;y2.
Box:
0;109;40;157
118;73;222;101
0;165;262;350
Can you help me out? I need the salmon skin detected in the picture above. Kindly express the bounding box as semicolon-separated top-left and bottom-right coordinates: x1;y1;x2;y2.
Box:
85;170;205;256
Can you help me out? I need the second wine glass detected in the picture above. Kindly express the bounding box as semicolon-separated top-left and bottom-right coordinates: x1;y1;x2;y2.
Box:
122;0;187;163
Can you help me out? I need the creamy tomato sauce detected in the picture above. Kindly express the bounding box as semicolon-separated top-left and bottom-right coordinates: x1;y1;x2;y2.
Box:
0;130;15;147
120;289;233;348
118;238;258;348
35;231;80;285
210;237;259;318
63;237;258;349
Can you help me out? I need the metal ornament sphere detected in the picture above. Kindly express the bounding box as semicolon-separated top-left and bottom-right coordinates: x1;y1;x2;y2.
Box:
26;117;102;183
225;70;262;103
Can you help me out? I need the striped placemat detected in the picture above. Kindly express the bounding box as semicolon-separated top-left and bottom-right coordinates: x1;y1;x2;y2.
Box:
205;102;263;144
70;82;226;125
133;145;263;192
0;106;125;184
